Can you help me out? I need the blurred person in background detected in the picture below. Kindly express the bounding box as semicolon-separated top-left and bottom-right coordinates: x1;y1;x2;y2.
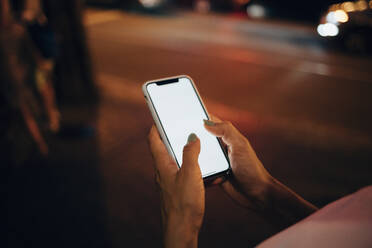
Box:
148;116;372;248
20;0;60;133
1;0;49;164
1;0;97;166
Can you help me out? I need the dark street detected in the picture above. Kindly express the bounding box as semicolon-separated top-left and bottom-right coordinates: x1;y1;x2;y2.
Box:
87;9;372;247
6;7;372;248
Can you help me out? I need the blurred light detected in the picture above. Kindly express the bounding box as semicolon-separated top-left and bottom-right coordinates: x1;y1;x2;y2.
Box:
246;4;265;19
194;0;211;13
326;10;349;24
355;0;368;10
335;10;349;22
317;25;326;37
329;4;338;12
317;23;339;37
342;2;355;12
370;0;372;8
326;11;337;23
139;0;162;8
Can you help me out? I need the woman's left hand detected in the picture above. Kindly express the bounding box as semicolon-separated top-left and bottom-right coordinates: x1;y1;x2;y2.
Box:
148;126;205;248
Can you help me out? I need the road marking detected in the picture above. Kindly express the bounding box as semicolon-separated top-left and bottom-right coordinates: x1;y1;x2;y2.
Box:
97;73;372;151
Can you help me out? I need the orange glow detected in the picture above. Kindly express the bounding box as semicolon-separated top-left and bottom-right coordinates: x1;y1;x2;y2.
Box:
342;2;355;12
329;4;339;12
234;0;251;5
355;0;368;11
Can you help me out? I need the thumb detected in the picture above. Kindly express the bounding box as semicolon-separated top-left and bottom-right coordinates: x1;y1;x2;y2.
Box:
180;133;201;176
204;119;243;147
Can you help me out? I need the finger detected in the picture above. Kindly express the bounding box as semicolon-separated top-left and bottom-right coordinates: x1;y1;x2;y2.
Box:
206;115;228;148
148;126;166;160
204;120;245;147
180;133;202;177
148;126;178;176
208;114;222;122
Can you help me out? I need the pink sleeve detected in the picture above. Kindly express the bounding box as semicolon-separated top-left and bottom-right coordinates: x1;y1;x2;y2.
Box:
257;185;372;248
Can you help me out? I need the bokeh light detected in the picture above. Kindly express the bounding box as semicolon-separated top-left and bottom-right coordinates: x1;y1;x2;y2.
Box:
355;0;368;11
139;0;163;8
246;4;265;19
317;23;339;37
342;2;355;12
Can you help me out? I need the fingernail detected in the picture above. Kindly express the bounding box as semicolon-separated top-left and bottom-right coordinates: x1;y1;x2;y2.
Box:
203;119;215;126
187;133;197;144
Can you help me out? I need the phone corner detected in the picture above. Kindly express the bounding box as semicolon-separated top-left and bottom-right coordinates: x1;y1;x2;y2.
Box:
179;74;193;82
142;82;150;94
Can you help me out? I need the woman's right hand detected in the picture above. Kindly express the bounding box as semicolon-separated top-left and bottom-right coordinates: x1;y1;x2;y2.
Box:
204;117;272;209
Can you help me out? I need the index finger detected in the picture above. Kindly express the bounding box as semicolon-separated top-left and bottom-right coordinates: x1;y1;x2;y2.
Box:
148;126;178;176
207;114;227;148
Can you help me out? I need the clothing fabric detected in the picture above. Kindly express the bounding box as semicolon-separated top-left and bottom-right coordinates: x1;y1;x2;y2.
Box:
257;185;372;248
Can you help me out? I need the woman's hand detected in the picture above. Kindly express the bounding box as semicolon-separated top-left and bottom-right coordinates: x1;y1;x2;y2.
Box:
205;116;317;229
148;126;204;248
204;117;272;208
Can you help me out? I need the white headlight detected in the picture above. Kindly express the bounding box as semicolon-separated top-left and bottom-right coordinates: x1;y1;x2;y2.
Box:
246;4;266;18
326;11;337;23
317;23;339;37
139;0;163;8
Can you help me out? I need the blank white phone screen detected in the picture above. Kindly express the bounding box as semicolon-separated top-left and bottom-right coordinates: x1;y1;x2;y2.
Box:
147;77;229;178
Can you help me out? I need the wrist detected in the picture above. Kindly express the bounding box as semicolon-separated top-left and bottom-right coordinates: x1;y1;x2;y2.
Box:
251;176;318;229
237;174;277;211
254;175;286;206
164;212;200;248
239;173;274;202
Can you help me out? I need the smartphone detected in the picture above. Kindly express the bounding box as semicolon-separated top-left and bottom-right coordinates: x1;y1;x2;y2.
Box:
143;75;230;180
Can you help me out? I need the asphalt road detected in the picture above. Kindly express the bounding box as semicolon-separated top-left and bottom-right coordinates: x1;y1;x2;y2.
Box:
85;9;372;247
83;8;372;247
8;8;372;248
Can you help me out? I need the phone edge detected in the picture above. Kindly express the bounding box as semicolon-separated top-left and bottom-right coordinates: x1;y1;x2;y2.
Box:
142;77;179;167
